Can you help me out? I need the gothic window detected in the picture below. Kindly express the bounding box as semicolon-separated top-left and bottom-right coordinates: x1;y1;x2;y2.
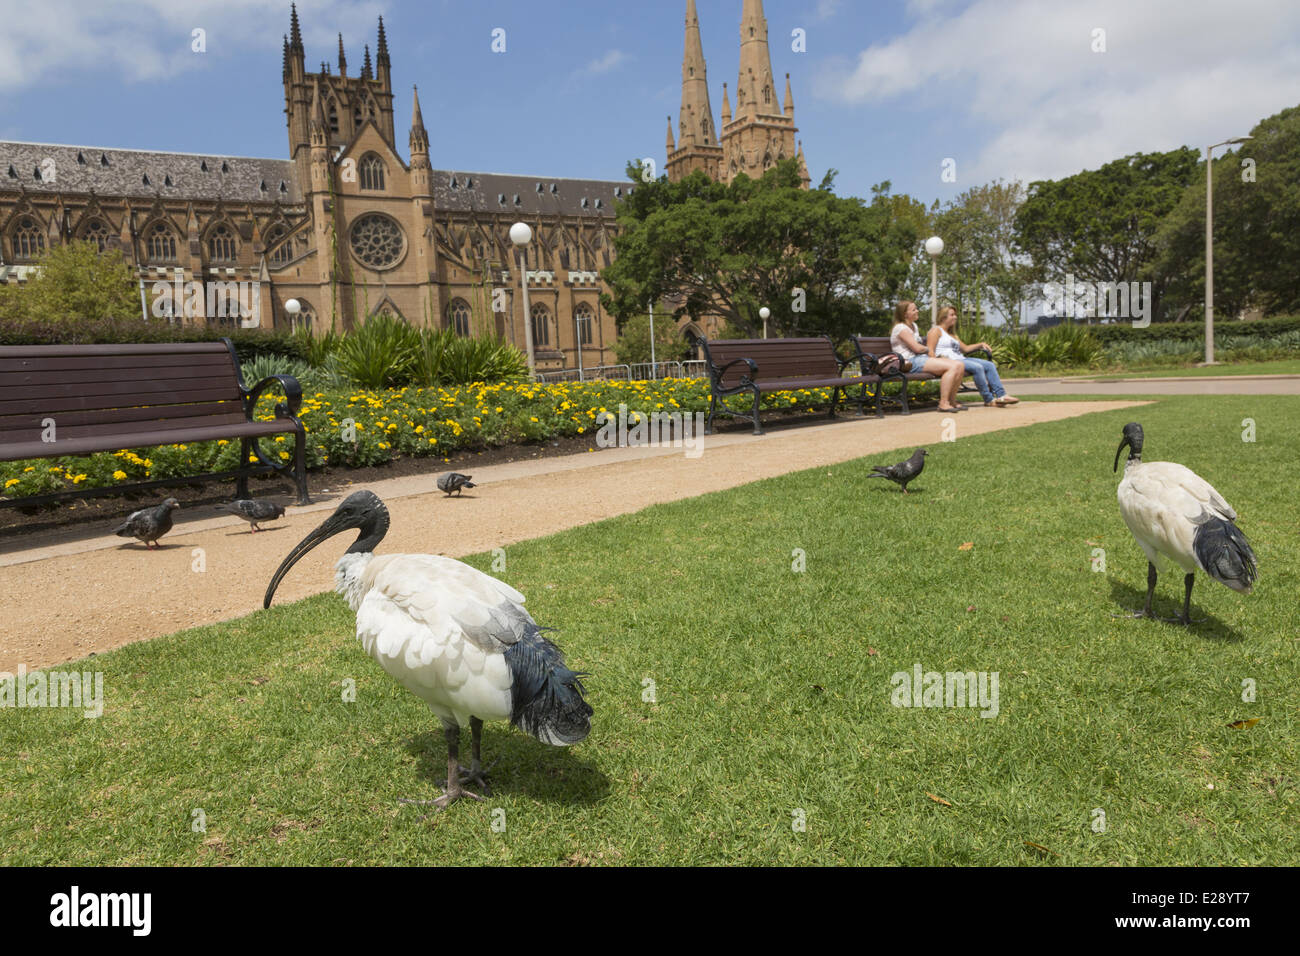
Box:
448;298;471;337
359;154;385;191
349;213;405;270
353;106;362;128
145;222;177;263
327;101;339;135
266;225;291;266
208;223;237;262
12;216;44;260
285;297;314;331
530;303;551;347
574;303;594;346
81;219;111;252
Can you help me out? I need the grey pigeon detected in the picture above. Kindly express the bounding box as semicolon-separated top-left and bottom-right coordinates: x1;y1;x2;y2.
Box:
867;449;928;494
113;497;180;548
437;472;476;497
215;498;286;532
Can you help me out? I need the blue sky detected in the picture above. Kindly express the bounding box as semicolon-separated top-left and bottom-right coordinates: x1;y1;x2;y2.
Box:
2;0;1299;208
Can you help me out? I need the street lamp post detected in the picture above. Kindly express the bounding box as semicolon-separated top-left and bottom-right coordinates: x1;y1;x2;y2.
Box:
1204;136;1252;365
648;300;656;380
760;306;771;339
925;236;945;326
284;298;301;332
509;222;536;378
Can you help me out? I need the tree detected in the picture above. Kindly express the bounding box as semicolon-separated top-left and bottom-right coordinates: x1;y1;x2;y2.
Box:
0;240;140;321
601;160;923;341
611;308;691;365
1014;148;1200;321
1152;104;1300;319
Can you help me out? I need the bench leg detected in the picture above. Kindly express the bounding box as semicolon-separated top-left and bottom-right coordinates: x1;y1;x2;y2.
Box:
236;437;251;498
293;428;311;505
751;387;763;435
828;387;840;419
899;379;911;415
873;383;884;418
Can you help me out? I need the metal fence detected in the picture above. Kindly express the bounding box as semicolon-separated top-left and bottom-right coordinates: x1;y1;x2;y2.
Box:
535;360;707;384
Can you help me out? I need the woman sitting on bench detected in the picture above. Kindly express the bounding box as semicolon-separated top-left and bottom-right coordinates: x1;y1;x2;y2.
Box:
929;306;1018;407
889;300;965;413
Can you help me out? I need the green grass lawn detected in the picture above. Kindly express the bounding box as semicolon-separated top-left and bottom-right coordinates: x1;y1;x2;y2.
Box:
2;397;1296;865
1005;357;1300;381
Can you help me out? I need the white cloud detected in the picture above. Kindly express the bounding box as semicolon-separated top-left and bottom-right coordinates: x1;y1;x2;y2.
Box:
813;0;1300;184
0;0;384;93
815;0;842;19
581;49;629;76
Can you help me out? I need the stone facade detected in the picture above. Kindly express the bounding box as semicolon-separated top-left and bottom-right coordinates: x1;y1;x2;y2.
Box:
0;6;628;373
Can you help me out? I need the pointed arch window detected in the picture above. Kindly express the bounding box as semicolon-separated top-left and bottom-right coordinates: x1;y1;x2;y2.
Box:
208;223;237;262
327;101;339;135
530;303;551;347
12;216;46;260
359;154;385;191
448;298;472;337
574;303;594;346
266;225;292;266
81;219;111;252
145;222;177;263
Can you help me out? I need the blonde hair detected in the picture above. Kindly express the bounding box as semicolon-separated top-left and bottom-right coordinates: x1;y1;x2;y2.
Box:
937;306;957;328
894;301;916;326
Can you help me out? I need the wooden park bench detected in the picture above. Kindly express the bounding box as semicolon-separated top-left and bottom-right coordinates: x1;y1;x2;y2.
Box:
851;336;993;414
0;339;310;509
698;336;885;435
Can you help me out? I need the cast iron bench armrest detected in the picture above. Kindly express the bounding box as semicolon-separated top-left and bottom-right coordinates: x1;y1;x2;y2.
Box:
711;356;759;382
243;374;304;421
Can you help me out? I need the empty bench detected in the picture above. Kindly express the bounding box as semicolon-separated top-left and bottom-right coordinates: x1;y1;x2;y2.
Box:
698;336;884;435
851;336;992;414
0;339;310;508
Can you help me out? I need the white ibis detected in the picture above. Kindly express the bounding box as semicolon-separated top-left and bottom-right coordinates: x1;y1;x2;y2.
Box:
264;490;592;809
1114;422;1257;624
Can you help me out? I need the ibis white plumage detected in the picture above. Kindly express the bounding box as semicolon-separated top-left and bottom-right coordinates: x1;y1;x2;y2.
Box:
264;490;592;809
1113;422;1257;624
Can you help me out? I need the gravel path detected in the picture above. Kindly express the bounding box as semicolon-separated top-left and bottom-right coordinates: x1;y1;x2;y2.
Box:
0;400;1144;671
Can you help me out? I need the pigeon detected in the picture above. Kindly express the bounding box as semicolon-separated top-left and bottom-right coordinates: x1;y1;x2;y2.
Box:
867;449;928;494
436;472;476;497
113;498;180;548
215;498;286;532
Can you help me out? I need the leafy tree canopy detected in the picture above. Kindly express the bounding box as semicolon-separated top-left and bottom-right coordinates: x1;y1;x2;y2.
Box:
0;240;140;322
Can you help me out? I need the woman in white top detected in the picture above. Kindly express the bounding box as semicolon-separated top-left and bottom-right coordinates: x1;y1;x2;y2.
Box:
928;306;1018;406
889;300;965;412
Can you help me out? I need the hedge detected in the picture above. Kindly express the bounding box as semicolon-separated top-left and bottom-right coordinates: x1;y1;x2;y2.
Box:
0;317;306;363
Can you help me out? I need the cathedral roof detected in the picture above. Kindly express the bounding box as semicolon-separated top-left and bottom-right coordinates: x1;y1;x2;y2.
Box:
0;141;302;204
430;170;627;218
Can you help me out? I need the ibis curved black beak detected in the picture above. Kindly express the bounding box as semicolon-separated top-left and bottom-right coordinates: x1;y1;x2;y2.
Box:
264;511;354;608
1113;436;1130;473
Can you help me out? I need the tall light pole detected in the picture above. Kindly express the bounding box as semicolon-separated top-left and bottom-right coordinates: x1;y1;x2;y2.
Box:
284;297;301;331
760;306;770;339
925;236;945;327
648;300;657;379
1204;136;1251;365
509;222;536;378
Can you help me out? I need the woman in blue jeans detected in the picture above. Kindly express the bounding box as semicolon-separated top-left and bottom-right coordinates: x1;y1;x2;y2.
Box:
928;307;1019;407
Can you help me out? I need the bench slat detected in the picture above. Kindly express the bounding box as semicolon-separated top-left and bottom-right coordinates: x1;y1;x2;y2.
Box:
0;387;241;418
0;419;296;463
0;375;242;405
0;353;238;377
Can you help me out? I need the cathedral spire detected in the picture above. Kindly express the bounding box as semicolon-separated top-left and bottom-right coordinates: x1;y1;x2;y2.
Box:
666;116;676;152
282;34;289;79
376;15;392;89
783;72;793;117
737;0;774;120
362;43;372;79
289;2;303;53
721;83;731;125
677;0;717;150
377;16;390;65
309;78;327;146
338;33;347;75
409;84;428;155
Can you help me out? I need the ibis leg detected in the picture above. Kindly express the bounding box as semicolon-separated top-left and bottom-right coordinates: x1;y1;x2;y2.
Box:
457;717;495;795
1114;562;1158;619
1166;572;1206;625
399;722;483;814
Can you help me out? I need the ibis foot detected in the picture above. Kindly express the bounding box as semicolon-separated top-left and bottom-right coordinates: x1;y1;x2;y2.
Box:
455;758;499;796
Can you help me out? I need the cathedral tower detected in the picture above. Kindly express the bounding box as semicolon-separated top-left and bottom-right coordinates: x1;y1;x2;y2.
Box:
666;0;723;181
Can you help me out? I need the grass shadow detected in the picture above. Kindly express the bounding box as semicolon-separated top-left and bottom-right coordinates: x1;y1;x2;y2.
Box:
401;730;609;807
1106;578;1246;642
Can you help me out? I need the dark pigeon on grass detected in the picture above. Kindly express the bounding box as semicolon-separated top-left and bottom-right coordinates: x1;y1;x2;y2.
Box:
113;497;180;548
215;498;286;532
437;472;476;497
868;449;928;494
